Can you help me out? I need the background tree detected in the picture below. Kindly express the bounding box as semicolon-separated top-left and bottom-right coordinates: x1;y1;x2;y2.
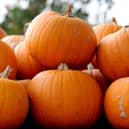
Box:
0;0;113;35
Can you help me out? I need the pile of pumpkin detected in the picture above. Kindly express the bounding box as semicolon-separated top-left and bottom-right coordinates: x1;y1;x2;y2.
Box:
0;5;129;129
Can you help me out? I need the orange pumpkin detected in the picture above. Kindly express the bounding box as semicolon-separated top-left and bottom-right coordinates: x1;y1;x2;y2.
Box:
15;42;44;79
104;77;129;129
16;79;31;90
83;68;109;93
25;5;97;69
0;40;17;79
93;17;121;43
2;35;24;50
0;27;6;39
0;78;29;129
97;26;129;81
28;63;102;129
91;17;122;68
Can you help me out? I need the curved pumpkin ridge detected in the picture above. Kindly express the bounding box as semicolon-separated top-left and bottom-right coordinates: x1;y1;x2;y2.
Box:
15;42;44;79
25;11;59;59
39;15;65;66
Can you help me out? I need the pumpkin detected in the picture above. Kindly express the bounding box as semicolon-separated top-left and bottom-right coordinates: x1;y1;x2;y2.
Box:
96;26;129;81
91;17;122;68
24;5;97;69
0;27;6;39
0;40;17;79
28;63;102;129
0;66;29;129
104;77;129;129
83;68;109;93
1;35;24;50
14;42;44;79
16;79;31;90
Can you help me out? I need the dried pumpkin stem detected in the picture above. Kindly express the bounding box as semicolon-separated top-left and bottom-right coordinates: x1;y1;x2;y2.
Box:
58;63;69;70
112;17;117;24
124;25;129;28
63;4;73;17
87;63;94;70
123;25;129;32
24;22;30;34
0;65;13;78
118;95;127;119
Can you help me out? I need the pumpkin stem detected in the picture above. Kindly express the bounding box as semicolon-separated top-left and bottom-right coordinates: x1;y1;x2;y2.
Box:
112;17;117;24
24;22;30;34
0;65;13;78
87;63;94;70
124;25;129;28
123;25;129;32
118;96;127;118
58;63;69;70
63;4;73;17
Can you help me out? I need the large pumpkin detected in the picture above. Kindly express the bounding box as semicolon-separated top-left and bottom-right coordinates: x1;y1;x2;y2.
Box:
91;17;122;68
96;26;129;81
14;42;44;79
28;63;102;129
0;76;29;129
25;6;97;69
0;27;6;39
104;77;129;129
2;35;24;50
0;40;17;79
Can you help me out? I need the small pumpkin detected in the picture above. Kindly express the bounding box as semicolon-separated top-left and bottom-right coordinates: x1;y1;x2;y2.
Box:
1;35;24;50
0;27;6;39
97;26;129;81
104;77;129;129
14;42;44;79
25;5;97;69
28;63;102;129
0;66;29;129
0;40;17;79
93;17;121;43
83;68;109;93
91;17;122;68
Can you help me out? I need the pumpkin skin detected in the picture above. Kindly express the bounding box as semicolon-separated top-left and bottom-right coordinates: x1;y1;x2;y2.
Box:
93;17;121;43
0;40;17;79
104;77;129;129
14;42;44;79
25;10;97;69
28;69;102;129
2;35;24;50
83;69;109;93
96;27;129;81
16;79;31;90
0;27;6;39
0;78;29;129
91;18;122;68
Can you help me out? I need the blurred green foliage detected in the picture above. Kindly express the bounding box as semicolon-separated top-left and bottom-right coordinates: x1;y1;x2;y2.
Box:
0;0;113;35
1;0;46;34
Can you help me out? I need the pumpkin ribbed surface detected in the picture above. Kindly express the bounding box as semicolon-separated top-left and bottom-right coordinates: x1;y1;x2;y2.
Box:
28;70;102;128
